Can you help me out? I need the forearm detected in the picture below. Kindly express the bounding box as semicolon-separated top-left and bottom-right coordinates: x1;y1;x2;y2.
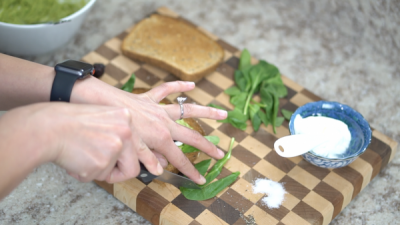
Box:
0;53;124;110
0;53;55;110
0;106;53;199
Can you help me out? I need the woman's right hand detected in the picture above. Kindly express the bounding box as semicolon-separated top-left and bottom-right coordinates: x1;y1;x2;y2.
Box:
0;102;143;199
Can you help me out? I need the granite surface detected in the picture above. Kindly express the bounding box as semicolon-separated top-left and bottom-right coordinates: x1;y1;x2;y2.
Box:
1;0;399;224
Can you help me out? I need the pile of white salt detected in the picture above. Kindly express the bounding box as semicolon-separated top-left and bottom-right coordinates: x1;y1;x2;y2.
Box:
252;178;286;209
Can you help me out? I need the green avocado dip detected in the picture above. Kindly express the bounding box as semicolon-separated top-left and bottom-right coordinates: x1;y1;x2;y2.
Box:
0;0;89;25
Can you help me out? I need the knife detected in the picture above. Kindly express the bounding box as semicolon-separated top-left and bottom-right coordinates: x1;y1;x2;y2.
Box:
138;163;201;189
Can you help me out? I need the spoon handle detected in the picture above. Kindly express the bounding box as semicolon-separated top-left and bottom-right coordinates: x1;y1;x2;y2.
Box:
274;134;329;158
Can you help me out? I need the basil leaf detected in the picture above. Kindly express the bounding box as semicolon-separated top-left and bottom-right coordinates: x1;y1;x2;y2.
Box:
224;86;242;96
180;171;240;201
194;159;212;177
121;73;136;92
281;109;293;121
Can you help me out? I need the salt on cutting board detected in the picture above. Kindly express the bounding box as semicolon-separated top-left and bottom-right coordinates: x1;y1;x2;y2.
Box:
252;178;286;209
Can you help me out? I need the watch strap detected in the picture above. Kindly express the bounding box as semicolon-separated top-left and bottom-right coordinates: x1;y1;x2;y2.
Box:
50;71;79;102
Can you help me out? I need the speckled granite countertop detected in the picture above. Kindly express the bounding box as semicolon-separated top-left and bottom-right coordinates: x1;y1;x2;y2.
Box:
1;0;399;224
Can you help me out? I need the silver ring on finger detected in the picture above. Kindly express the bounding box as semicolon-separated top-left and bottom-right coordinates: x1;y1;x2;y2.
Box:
177;97;187;120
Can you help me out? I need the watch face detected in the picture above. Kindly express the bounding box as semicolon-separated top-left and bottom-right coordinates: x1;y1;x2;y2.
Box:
55;60;94;78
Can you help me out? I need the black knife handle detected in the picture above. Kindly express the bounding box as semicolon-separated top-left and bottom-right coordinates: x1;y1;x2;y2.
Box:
138;162;158;183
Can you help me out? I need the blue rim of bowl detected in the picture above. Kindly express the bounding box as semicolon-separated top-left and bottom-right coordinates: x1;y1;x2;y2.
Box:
288;101;372;161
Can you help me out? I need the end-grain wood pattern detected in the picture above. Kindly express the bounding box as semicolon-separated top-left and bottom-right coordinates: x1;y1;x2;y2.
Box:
84;7;398;225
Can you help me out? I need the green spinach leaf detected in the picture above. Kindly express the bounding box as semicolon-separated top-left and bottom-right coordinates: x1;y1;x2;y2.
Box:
176;119;193;129
271;94;280;134
219;108;248;130
208;103;226;110
257;110;269;127
281;109;294;121
234;70;248;92
239;49;252;71
201;137;235;187
218;49;288;133
180;136;220;153
249;103;262;131
194;159;212;177
260;87;273;116
243;64;267;115
180;171;240;201
275;117;284;127
180;138;239;201
230;92;248;111
121;73;136;92
224;86;242;96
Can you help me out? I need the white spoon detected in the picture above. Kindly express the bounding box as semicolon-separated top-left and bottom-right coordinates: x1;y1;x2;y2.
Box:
274;134;331;158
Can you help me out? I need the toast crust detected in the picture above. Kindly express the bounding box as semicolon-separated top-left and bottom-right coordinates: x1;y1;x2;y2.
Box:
122;14;224;82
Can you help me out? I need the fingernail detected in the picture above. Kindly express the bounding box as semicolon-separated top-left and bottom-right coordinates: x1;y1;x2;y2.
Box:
157;163;164;175
217;148;225;158
187;81;195;87
199;175;206;185
217;109;227;117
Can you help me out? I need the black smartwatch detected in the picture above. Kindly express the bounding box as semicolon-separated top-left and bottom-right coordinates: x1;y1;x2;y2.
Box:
50;60;94;102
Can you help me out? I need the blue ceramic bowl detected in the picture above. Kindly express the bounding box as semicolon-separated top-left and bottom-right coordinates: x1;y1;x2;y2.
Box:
289;101;372;168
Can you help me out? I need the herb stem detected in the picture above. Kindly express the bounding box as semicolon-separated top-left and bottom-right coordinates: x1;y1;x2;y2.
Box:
243;90;254;115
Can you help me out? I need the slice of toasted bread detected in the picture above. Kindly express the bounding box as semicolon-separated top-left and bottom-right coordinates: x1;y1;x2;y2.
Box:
122;14;224;82
132;88;204;174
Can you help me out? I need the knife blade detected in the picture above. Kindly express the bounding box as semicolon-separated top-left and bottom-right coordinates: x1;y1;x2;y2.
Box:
138;163;201;189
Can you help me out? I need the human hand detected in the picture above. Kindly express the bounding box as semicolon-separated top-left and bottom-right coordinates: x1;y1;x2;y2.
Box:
0;102;144;184
71;79;228;184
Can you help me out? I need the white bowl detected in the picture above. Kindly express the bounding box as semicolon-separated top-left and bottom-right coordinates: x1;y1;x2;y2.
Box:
0;0;96;56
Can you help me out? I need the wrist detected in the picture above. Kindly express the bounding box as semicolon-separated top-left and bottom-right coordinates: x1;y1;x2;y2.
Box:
70;76;129;106
0;106;55;166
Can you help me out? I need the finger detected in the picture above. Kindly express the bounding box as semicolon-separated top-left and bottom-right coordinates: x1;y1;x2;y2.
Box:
163;103;227;121
67;172;81;181
106;136;140;183
136;138;163;176
89;124;132;182
107;154;140;183
170;123;225;160
157;139;206;185
151;150;168;168
145;81;195;103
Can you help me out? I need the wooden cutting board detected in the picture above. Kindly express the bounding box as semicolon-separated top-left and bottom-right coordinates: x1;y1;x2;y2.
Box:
82;7;398;225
